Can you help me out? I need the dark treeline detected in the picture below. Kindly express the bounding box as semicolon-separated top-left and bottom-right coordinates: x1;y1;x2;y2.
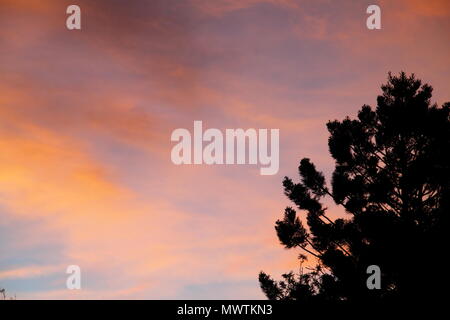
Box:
260;72;449;303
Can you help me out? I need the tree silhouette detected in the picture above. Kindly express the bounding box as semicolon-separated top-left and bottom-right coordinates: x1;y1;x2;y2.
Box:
0;288;16;300
259;72;449;302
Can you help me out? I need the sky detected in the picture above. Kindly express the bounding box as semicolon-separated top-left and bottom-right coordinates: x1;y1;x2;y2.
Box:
0;0;449;299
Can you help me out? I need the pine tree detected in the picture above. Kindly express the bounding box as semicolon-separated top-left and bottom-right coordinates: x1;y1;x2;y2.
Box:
259;72;449;302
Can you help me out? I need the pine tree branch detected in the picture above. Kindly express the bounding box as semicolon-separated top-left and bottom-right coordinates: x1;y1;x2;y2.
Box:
309;209;354;258
299;244;321;259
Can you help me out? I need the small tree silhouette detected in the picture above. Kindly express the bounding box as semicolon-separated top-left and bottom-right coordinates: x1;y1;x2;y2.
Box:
259;72;449;302
0;288;16;300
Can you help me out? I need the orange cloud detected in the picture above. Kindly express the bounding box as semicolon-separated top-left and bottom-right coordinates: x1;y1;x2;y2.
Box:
0;265;61;280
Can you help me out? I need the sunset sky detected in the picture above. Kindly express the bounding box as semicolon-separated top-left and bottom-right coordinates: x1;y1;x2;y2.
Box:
0;0;449;299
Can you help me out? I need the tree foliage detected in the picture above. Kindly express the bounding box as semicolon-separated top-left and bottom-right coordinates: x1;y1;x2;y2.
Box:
259;72;449;302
